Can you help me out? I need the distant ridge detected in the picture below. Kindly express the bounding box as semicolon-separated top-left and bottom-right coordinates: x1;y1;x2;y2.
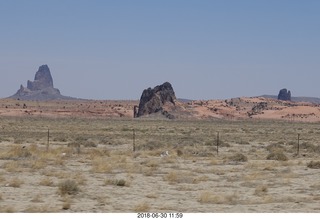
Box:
177;98;193;103
260;95;320;104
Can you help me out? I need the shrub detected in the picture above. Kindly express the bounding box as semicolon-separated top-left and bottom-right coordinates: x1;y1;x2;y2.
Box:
53;136;68;142
140;140;165;150
219;141;231;147
58;180;79;195
176;149;183;157
300;142;320;153
116;179;126;187
84;141;97;148
31;194;42;203
67;142;81;154
14;138;24;144
67;142;81;148
204;140;215;146
307;161;320;169
235;140;250;145
165;171;178;184
266;143;284;152
254;185;268;196
267;151;288;161
229;153;248;162
104;178;128;187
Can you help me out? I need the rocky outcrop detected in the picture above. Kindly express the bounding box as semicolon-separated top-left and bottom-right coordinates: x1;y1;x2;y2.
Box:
278;89;291;101
136;82;176;118
248;102;268;117
10;65;74;100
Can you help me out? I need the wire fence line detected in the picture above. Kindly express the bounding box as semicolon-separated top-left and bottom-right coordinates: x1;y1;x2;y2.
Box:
1;118;320;157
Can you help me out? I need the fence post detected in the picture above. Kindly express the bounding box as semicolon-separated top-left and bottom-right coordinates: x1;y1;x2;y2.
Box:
216;131;220;155
47;128;50;151
297;133;300;155
133;129;136;152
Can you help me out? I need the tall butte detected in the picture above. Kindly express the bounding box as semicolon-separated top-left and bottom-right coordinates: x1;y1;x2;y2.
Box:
27;65;54;91
10;64;73;100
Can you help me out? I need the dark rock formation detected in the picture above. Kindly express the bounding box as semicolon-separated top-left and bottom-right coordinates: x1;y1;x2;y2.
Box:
136;82;176;118
27;65;53;91
278;89;291;101
9;65;74;100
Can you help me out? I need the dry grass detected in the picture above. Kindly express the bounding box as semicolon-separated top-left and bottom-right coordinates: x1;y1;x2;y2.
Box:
31;159;47;170
2;161;22;172
133;201;151;212
24;205;53;213
73;173;87;185
91;157;113;173
39;177;54;186
243;171;269;182
164;171;198;184
0;174;5;183
31;194;43;203
2;206;16;213
145;193;158;199
0;145;32;159
1;115;320;212
8;177;23;188
198;191;238;204
165;171;178;183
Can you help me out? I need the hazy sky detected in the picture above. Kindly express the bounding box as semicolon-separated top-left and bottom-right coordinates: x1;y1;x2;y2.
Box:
1;0;319;100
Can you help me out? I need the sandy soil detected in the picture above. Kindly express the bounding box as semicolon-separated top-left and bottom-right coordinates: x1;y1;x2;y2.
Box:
1;97;320;122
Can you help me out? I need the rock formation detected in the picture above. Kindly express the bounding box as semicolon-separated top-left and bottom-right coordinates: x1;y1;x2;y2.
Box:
27;65;54;91
10;65;73;100
248;102;268;117
278;88;291;101
135;82;176;118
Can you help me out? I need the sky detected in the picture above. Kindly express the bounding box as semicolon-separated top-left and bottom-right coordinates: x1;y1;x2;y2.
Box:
0;0;319;100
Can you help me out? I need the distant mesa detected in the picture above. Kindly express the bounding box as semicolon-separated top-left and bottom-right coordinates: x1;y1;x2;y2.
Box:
134;82;176;119
10;65;75;101
277;88;291;101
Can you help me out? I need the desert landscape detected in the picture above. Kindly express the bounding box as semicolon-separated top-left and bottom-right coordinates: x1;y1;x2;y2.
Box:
1;66;320;213
2;0;320;214
1;97;320;213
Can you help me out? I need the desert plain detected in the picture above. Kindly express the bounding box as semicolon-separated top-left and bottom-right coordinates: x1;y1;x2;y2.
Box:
1;98;320;213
